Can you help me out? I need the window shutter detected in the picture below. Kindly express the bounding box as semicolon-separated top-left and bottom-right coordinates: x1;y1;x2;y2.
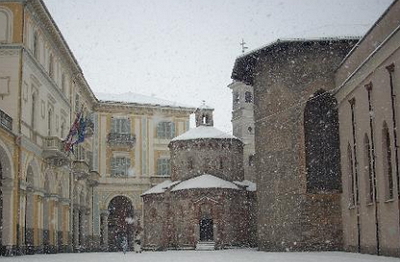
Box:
125;119;131;133
110;157;116;175
111;118;116;133
171;122;175;138
157;122;162;138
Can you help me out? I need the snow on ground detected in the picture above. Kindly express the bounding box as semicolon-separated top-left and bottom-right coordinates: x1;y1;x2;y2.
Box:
2;249;398;262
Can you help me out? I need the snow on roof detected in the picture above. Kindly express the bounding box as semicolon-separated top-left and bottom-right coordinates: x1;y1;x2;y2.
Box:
233;180;256;192
95;91;195;109
237;36;361;59
171;125;237;141
171;174;239;192
141;180;181;196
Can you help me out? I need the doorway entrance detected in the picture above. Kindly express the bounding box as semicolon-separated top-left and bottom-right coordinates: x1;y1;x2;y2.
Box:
199;218;213;241
107;196;134;251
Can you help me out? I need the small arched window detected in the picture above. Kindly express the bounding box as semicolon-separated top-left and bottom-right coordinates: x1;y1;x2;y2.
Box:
61;73;66;95
0;8;13;43
364;134;373;203
383;122;394;200
33;32;40;59
219;157;224;169
47;107;53;136
61;119;66;139
31;91;37;130
347;144;355;206
245;91;253;103
233;92;239;103
49;54;55;79
249;154;255;167
188;157;194;169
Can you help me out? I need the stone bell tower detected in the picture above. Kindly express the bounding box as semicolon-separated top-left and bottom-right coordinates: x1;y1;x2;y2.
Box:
195;101;214;127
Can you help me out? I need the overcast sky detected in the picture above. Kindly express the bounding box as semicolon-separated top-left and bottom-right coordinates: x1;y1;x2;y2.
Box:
43;0;393;133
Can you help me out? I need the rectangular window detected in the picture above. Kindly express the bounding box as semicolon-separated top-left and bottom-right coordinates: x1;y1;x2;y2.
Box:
157;121;175;139
245;91;253;103
111;118;130;134
110;156;131;177
157;158;170;176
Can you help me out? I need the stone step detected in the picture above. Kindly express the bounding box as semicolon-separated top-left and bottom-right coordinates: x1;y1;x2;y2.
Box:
196;241;215;251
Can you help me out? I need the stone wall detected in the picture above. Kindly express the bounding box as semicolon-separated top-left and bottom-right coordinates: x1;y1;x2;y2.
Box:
142;188;254;250
246;40;357;251
169;139;244;182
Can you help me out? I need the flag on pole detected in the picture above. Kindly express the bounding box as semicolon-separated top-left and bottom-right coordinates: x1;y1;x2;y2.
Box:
63;110;87;153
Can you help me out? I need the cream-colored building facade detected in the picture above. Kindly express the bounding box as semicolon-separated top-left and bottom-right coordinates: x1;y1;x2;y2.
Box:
0;0;194;255
335;0;400;257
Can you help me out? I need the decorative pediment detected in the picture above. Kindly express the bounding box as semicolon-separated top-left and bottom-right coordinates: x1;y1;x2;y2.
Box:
193;196;219;205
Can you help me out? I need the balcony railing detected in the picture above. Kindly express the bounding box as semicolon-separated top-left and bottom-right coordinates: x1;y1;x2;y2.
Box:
107;133;136;147
0;109;12;132
42;136;69;166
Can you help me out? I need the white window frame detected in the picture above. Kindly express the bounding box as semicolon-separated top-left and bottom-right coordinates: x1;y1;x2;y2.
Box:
157;121;175;139
157;158;170;176
110;153;131;177
111;117;130;134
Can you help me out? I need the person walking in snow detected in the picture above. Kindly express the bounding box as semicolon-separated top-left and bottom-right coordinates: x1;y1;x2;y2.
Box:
121;235;128;254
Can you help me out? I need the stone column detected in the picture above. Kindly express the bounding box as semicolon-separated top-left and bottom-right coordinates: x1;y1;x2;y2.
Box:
60;200;71;252
25;188;35;254
73;207;80;251
1;179;15;256
50;196;59;253
100;210;109;251
37;193;44;253
18;187;27;254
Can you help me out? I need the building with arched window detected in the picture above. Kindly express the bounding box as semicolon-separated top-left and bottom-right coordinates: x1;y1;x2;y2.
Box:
232;37;357;252
230;0;400;257
335;0;400;256
141;105;256;250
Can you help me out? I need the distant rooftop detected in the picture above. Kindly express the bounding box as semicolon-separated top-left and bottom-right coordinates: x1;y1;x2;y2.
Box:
141;180;181;196
237;36;361;59
95;92;195;109
171;125;237;141
171;174;239;192
232;36;361;86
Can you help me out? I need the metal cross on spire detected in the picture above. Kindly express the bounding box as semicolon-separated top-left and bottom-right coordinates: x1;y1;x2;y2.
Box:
240;39;248;54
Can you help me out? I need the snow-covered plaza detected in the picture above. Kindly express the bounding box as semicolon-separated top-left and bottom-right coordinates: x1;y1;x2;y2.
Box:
1;250;398;262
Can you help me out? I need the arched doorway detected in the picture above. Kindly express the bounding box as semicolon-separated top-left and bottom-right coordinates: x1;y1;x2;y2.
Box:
0;143;13;256
107;196;134;252
199;218;213;241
